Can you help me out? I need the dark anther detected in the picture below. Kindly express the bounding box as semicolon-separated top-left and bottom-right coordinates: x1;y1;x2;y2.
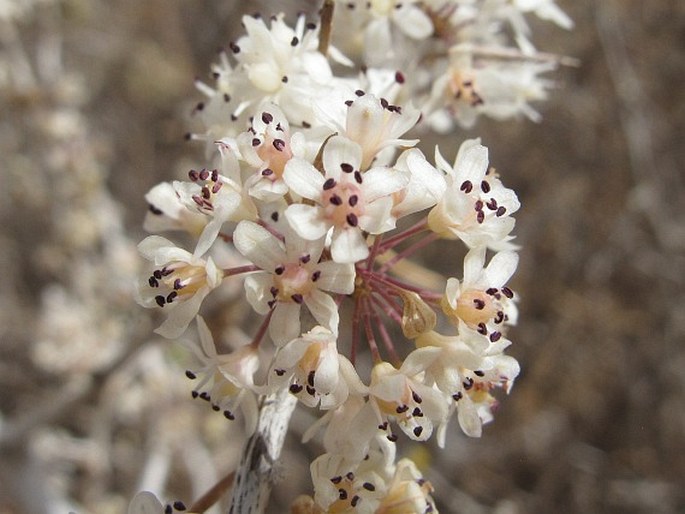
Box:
496;206;507;217
261;168;274;177
199;392;211;401
224;410;235;420
339;489;348;500
395;71;405;83
306;385;316;396
475;199;483;211
275;266;285;275
463;377;474;390
191;391;199;398
307;370;315;387
261;112;273;124
281;75;289;83
473;299;485;310
340;162;353;173
477;210;485;224
302;121;311;128
173;501;187;511
270;286;279;297
274;368;286;376
413;426;424;437
355;89;365;96
273;139;286;151
155;295;166;307
346;213;359;227
311;270;321;282
331;476;342;484
330;194;343;206
289;383;303;394
363;482;375;491
348;195;358;207
291;293;304;304
486;287;498;295
351;496;360;507
481;180;491;193
185;370;196;380
460;180;473;193
149;204;163;215
346;472;355;480
229;42;240;53
412;391;423;404
387;433;398;442
211;169;219;182
453;392;463;401
323;178;336;190
271;211;279;222
165;505;173;514
501;286;514;298
223;93;231;102
490;331;502;342
345;100;353;106
148;276;159;288
396;404;409;413
354;171;363;184
291;36;299;46
477;322;487;335
380;97;389;109
412;407;423;417
252;138;261;147
165;291;177;303
211;404;220;412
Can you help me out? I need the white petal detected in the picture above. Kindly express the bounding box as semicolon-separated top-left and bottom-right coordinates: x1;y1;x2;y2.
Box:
361;167;409;202
463;246;487;285
285;203;329;240
233;220;286;271
305;290;339;335
393;4;434;39
485;251;519;286
457;398;483;438
330;227;369;264
244;274;273;315
283;158;325;200
154;289;207;339
454;139;488;182
314;261;355;294
323;136;362;180
128;491;164;514
270;302;302;346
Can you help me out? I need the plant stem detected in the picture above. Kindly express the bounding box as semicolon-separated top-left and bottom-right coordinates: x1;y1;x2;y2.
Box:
227;389;297;514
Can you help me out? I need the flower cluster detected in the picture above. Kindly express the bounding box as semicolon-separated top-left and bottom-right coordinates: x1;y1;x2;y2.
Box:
134;2;570;511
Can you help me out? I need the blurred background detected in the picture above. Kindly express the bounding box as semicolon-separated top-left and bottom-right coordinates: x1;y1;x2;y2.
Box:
1;0;683;513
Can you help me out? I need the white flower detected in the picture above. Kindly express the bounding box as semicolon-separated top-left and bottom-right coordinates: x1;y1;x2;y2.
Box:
414;331;520;438
429;47;558;129
143;181;207;237
442;246;519;338
238;103;309;202
390;148;446;219
270;326;366;409
182;316;260;434
303;395;379;463
428;138;520;249
233;221;355;345
177;144;258;257
310;452;389;514
369;361;449;442
284;135;409;263
136;236;223;338
376;458;437;514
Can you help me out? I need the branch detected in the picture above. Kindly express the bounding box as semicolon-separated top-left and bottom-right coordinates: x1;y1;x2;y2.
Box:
227;388;298;514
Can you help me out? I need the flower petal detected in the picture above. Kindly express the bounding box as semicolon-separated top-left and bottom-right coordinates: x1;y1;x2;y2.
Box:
233;220;286;271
